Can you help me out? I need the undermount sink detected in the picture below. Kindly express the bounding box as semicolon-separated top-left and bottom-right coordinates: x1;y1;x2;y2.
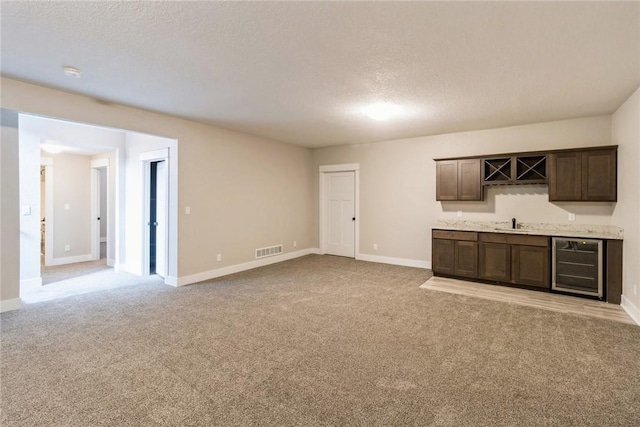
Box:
492;227;528;233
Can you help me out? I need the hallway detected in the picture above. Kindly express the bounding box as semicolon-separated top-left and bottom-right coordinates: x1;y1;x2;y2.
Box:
25;244;163;304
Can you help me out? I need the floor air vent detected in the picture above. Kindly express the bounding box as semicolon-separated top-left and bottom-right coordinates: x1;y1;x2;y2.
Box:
255;244;283;259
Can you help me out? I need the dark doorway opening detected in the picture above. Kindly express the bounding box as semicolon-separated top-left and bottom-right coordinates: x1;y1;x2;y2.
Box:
149;161;159;274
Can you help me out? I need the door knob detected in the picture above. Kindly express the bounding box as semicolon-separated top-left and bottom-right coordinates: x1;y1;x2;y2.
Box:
352;217;356;221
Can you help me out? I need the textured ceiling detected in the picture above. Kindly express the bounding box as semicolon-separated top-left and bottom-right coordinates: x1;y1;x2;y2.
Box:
1;2;639;148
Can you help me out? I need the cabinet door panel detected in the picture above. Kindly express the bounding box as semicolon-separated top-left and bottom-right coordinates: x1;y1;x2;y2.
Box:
511;245;549;288
549;152;581;201
432;239;455;274
606;240;623;304
582;150;616;201
458;159;483;201
479;243;510;282
436;161;458;201
455;241;478;277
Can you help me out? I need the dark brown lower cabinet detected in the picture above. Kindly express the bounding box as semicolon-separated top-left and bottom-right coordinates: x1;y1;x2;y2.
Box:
432;229;621;303
478;233;550;289
511;245;549;289
432;238;455;275
433;230;550;291
432;230;478;278
479;243;510;282
605;240;623;304
455;241;478;277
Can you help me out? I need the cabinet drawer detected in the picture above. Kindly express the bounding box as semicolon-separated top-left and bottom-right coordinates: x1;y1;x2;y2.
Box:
433;230;478;241
479;233;548;247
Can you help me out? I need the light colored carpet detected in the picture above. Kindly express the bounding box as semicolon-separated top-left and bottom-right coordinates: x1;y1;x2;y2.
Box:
41;243;109;285
2;255;639;426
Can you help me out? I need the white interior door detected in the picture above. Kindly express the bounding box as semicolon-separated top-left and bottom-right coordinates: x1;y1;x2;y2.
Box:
324;171;355;258
155;160;168;278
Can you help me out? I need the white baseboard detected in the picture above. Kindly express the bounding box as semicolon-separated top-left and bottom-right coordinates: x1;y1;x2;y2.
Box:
100;237;107;243
107;258;116;267
621;295;640;326
0;298;22;313
49;254;93;266
165;276;178;287
177;248;320;287
113;263;125;273
20;277;42;288
357;253;431;269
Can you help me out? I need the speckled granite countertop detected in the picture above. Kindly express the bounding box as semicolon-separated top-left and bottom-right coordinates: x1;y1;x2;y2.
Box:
434;220;623;240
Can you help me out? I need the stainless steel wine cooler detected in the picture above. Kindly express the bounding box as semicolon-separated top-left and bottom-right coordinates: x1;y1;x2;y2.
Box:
552;238;603;299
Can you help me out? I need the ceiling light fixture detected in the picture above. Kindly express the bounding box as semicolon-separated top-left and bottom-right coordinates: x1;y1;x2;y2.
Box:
63;66;82;78
363;103;400;121
41;141;65;154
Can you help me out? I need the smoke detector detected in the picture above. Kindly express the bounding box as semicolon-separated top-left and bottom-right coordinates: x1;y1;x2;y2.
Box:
63;66;82;78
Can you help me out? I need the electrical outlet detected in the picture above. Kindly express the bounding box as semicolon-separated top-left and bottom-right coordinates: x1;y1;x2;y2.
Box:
568;213;575;221
64;244;70;252
217;253;222;262
293;241;297;247
457;210;462;218
373;243;378;250
185;206;191;215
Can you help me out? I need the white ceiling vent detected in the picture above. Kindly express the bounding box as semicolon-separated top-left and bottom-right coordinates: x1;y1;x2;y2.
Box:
255;244;283;259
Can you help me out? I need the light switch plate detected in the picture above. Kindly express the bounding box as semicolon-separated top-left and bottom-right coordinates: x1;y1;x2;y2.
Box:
568;213;576;221
185;206;191;215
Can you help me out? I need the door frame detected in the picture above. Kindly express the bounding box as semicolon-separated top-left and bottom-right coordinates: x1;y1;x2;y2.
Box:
319;163;360;259
41;156;54;267
140;148;169;277
90;158;109;262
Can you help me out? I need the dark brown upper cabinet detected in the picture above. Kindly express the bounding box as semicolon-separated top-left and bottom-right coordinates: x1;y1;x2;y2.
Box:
483;154;547;185
549;147;616;202
548;151;582;200
483;157;513;184
514;155;547;184
436;159;483;201
582;149;617;201
436;145;615;202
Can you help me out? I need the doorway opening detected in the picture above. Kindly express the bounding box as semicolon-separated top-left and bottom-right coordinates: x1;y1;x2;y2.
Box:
90;158;109;264
17;113;179;305
148;160;167;276
142;149;169;278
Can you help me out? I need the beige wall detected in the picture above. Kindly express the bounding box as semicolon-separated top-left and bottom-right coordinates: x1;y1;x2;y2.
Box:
1;77;315;283
312;116;613;263
49;153;92;259
0;112;21;306
18;117;42;284
612;87;640;317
